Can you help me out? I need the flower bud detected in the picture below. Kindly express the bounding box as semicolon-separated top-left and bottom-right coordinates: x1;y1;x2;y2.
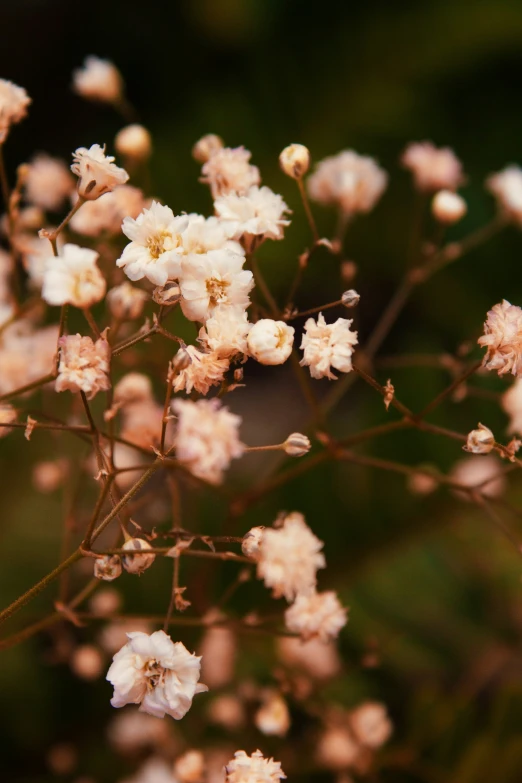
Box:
432;190;467;224
192;134;224;163
341;289;360;308
115;124;152;161
279;144;310;179
284;432;311;457
241;526;265;559
463;423;495;454
152;281;181;305
122;538;156;575
94;554;122;581
247;319;294;365
170;346;192;374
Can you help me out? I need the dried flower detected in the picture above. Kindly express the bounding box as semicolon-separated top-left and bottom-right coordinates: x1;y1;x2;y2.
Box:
172;398;244;485
122;538;156;575
0;79;31;142
24;155;74;211
283;432;311;457
349;702;393;749
200;146;260;198
307;150;387;214
215;186;291;244
432;190;467;224
42;243;106;308
107;281;148;321
463;423;495;454
300;313;358;379
257;512;325;601
402;141;464;192
241;526;265;559
172;345;229;395
71;144;129;201
192;133;224;163
247;319;294;365
487;165;522;224
72;56;124;104
279;144;310;179
94;555;123;582
225;750;286;783
106;630;208;719
115;124;152;161
478;299;522;376
55;333;111;399
341;289;360;308
284;590;348;641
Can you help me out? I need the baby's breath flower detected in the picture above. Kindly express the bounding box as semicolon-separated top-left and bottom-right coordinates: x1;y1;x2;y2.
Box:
172;345;230;395
402;141;464;192
122;538;156;575
200;146;260;198
432;190;467;224
192;133;224;163
94;554;123;582
284;590;348;641
0;79;31;142
255;691;291;737
115;124;152;161
225;750;286;783
198;306;251;359
172;398;244;485
179;248;253;323
463;423;495;454
71;144;129;201
478;299;522;376
241;526;265;559
257;512;325;601
349;702;393;749
70;185;145;236
300;313;358;379
307;150;387;214
487;165;522;224
106;630;208;719
42;243;106;308
72;56;124;104
24;154;74;211
279;143;310;179
214;186;291;244
55;333;111;399
283;433;311;457
107;281;148;321
247;319;294;365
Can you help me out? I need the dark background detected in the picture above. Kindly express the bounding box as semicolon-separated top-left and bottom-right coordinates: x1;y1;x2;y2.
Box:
3;1;522;782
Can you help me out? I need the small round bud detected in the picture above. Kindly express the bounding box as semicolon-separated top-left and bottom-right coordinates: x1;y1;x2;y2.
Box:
94;554;122;582
233;368;244;383
284;432;311;457
115;124;152;161
192;134;224;163
279;143;310;179
89;587;122;617
464;423;495;454
241;526;265;559
171;346;192;374
432;190;467;224
70;644;104;680
122;538;156;575
247;319;294;365
341;289;360;308
152;281;181;305
341;260;357;283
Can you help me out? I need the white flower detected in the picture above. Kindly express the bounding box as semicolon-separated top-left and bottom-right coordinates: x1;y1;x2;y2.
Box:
300;313;358;379
107;281;148;321
107;630;208;719
72;56;123;104
307;150;388;214
225;750;286;783
478;299;522;376
24;155;74;211
115;124;152;161
247;319;294;365
181;214;244;256
502;378;522;434
71;144;129;201
349;702;393;749
402;142;464;191
284;591;348;641
487;165;522;224
172;345;229;395
200;146;260;198
70;185;145;236
172;398;244;485
255;692;290;737
257;512;325;601
214;186;291;243
122;538;156;575
15;233;63;290
432;190;467;224
199;306;251;359
117;201;190;286
179;249;253;322
42;243;106;308
55;333;111;399
463;423;495;454
0;79;31;142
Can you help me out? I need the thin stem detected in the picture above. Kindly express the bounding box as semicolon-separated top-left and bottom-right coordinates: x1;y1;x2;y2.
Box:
297;177;319;243
250;255;279;317
83;308;102;340
0;372;56;402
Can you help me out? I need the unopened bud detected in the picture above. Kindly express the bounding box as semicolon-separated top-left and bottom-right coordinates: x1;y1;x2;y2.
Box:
70;644;104;680
279;143;310;179
94;554;122;582
171;346;192;375
241;526;265;559
463;423;495;454
341;260;357;283
152;281;181;305
234;368;244;383
115;124;152;161
341;289;360;308
122;538;156;575
192;134;224;163
284;432;311;457
432;190;467;224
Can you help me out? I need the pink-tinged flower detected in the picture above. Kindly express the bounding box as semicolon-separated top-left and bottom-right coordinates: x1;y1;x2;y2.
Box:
107;630;208;719
349;702;393;749
257;512;325;601
24;155;74;212
300;313;358;379
200;146;260;198
172;345;229;396
72;56;124;104
478;299;522;376
487;165;522;224
199;306;251;359
172;398;244;485
42;243;106;308
284;590;348;641
55;333;111;399
179;249;253;323
247;319;294;365
0;79;31;142
307;150;387;214
71;144;129;201
70;185;145;237
402;141;464;192
214;186;291;244
225;750;286;783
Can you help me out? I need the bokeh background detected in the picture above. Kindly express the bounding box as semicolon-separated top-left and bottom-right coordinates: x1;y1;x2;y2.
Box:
3;1;522;781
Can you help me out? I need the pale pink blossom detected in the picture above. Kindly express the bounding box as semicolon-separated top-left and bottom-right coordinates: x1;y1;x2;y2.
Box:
478;299;522;376
106;630;208;719
0;79;31;142
32;459;67;492
179;249;253;322
115;124;152;161
73;56;124;104
247;319;294;365
207;694;245;730
283;432;311;457
107;281;148;321
214;186;291;244
502;377;522;434
121;757;177;783
201;146;260;198
70;185;145;236
121;400;165;449
487;165;522;224
172;345;230;395
42;243;106;308
172;398;244;485
349;702;393;749
108;710;171;754
199;306;251;359
114;373;153;406
70;645;104;680
300;313;358;379
225;750;285;783
24;155;74;211
402;141;464;191
71;144;129;201
285;591;348;641
307;150;387;214
55;333;111;399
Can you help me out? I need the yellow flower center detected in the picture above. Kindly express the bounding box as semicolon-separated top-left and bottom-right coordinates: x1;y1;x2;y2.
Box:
206;276;230;307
